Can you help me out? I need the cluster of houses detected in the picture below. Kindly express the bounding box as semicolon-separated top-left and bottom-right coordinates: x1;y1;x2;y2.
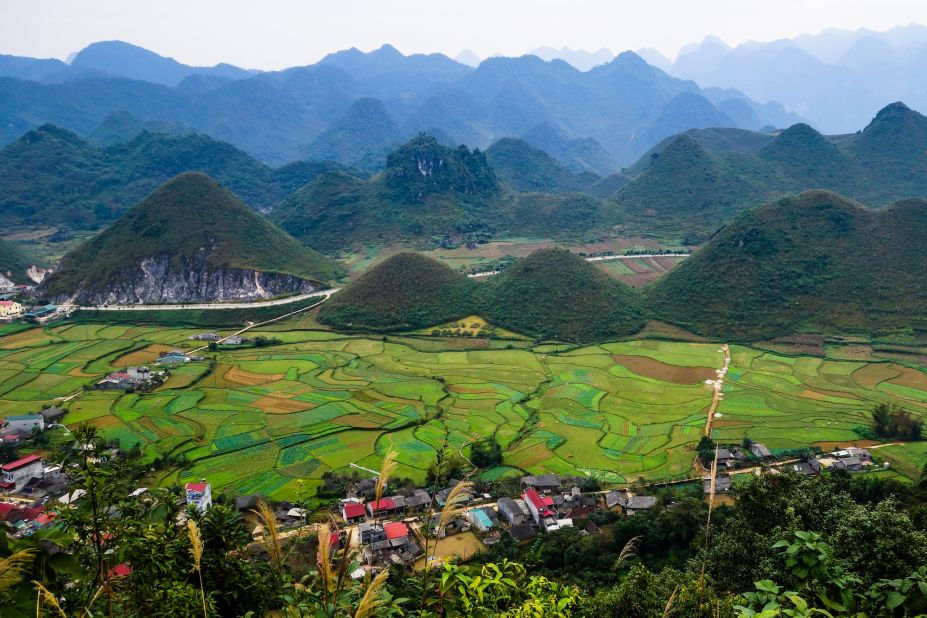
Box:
95;366;166;391
0;407;63;447
705;444;876;494
0;300;71;324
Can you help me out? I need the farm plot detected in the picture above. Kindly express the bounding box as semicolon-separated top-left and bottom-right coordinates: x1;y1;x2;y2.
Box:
1;321;925;498
711;346;926;449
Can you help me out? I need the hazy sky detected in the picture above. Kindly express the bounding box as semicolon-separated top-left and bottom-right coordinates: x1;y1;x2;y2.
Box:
3;0;927;70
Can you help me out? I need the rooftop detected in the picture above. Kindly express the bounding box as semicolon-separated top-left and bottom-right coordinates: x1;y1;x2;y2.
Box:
343;502;366;518
185;482;208;493
1;453;42;471
383;521;409;540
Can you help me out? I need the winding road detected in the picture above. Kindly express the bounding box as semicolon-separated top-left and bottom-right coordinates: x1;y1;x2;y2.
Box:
61;288;339;312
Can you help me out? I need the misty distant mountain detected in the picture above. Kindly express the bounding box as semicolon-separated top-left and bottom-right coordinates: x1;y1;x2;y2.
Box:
455;49;481;67
668;24;927;133
0;40;801;168
529;46;614;71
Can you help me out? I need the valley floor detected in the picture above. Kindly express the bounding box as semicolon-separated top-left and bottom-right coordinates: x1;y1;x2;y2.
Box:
0;315;925;500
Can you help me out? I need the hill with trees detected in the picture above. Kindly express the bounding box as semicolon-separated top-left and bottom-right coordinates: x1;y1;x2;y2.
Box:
0;237;34;284
317;252;474;331
609;102;927;241
647;190;927;339
299;97;404;171
272;135;615;252
0;125;350;232
479;248;645;342
44;173;343;304
485;137;599;193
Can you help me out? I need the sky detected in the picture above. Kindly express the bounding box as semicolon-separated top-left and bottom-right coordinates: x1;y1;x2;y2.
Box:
2;0;927;70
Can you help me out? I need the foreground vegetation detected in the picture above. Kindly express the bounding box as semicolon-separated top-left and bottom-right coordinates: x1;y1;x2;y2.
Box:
4;426;927;617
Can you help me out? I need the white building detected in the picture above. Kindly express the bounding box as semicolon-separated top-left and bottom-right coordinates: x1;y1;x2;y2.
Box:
1;454;44;492
1;414;44;435
185;481;212;512
0;300;23;321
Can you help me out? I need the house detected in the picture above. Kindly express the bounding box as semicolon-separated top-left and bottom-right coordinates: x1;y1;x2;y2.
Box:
342;501;366;524
834;456;864;473
704;475;733;494
362;521;419;566
521;474;561;492
435;483;474;507
2;434;21;447
404;489;432;512
96;370;146;391
1;414;44;435
715;448;736;468
789;460;821;476
496;497;529;525
184;481;212;511
23;305;60;324
0;454;44;492
224;336;245;346
467;507;496;532
841;448;872;463
358;522;387;544
523;487;560;531
622;495;657;515
157;351;189;365
125;367;151;382
0;300;23;321
40;407;65;424
189;333;220;341
366;496;406;517
749;443;772;459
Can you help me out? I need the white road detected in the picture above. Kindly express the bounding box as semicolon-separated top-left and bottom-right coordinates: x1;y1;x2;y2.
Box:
467;253;690;278
62;288;339;312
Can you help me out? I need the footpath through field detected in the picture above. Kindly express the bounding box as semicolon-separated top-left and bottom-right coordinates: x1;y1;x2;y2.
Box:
694;344;731;476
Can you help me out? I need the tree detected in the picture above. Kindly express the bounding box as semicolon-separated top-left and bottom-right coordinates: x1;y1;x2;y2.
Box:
469;436;503;468
872;403;923;440
697;436;716;462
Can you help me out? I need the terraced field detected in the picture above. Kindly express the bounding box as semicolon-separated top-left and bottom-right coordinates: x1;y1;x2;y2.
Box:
1;319;924;500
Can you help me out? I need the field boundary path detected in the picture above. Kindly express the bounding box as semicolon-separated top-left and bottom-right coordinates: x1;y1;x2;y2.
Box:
61;288;339;312
467;253;690;278
704;344;731;437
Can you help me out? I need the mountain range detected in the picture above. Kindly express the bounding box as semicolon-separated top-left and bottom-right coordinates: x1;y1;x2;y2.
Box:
605;102;927;241
270;135;612;252
0;40;800;169
667;24;927;133
0;124;351;231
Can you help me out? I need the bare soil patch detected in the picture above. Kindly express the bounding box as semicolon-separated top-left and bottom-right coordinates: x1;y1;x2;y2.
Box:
612;354;716;385
890;367;927;391
224;366;284;387
253;395;312;414
116;344;175;367
851;363;901;390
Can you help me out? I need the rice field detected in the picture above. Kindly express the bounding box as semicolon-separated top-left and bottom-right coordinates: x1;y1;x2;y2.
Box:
1;319;925;500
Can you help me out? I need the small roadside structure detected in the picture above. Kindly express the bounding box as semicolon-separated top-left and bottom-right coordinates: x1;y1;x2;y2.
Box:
833;456;864;473
40;406;65;424
704;475;733;494
157;350;190;365
189;333;220;341
1;454;44;492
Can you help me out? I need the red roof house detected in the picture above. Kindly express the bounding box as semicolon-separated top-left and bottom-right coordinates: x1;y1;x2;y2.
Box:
366;497;396;515
383;521;409;540
342;502;366;521
1;453;42;471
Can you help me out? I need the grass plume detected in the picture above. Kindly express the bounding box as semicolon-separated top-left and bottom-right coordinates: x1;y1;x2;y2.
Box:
187;519;208;618
252;499;282;570
354;570;389;618
0;549;34;593
32;580;67;618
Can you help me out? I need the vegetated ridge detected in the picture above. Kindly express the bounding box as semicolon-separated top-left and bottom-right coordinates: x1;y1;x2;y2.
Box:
647;190;927;339
479;248;646;342
44;172;344;304
317;252;474;331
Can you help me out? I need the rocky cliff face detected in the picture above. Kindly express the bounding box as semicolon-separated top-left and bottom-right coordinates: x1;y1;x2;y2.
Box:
56;254;319;305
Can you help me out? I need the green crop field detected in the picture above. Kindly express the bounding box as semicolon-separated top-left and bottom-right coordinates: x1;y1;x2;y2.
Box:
1;319;925;500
